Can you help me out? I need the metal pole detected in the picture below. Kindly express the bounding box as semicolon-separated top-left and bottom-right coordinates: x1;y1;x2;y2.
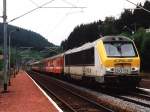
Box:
8;32;11;86
8;30;18;85
13;48;16;78
3;0;8;91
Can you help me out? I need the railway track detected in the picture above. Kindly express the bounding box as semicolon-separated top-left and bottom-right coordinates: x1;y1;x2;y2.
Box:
28;71;114;112
136;88;150;96
128;92;150;101
107;89;150;109
118;90;150;108
113;94;150;108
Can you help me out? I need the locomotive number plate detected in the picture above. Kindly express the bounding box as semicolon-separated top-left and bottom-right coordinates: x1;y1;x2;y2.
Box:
115;67;131;74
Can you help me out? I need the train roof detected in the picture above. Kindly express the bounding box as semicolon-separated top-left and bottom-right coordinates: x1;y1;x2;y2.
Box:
64;35;133;55
30;53;64;65
101;36;133;42
65;41;96;55
30;61;41;65
42;53;64;62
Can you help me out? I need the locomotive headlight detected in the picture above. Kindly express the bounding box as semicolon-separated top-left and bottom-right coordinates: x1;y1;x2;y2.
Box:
130;67;140;74
131;67;140;72
105;67;114;73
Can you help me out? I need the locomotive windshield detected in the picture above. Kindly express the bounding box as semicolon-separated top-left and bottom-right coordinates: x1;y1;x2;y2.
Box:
104;42;137;57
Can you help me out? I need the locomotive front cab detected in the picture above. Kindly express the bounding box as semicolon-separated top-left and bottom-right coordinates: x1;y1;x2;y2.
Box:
97;36;141;86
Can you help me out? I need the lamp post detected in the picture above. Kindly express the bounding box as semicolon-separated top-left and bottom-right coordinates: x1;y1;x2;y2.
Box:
8;29;19;85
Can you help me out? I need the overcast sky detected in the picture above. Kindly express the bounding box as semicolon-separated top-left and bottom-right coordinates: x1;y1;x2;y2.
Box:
0;0;146;45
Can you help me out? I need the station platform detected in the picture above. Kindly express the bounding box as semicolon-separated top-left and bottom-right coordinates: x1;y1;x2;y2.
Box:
0;71;63;112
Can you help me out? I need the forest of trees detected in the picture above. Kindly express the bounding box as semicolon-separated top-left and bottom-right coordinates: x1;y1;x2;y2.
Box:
61;0;150;72
0;23;55;51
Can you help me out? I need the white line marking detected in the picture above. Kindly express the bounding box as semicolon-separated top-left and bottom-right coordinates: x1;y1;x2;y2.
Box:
24;71;63;112
138;87;150;93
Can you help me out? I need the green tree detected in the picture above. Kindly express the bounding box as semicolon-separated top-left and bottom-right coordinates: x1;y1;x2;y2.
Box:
102;17;119;35
131;28;145;54
140;32;150;71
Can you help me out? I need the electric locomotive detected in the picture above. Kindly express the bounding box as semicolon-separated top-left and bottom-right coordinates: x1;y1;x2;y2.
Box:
64;36;141;87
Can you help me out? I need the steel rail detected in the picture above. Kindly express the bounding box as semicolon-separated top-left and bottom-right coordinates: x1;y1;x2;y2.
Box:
128;92;150;101
51;77;114;112
29;71;114;112
112;95;150;108
29;72;77;112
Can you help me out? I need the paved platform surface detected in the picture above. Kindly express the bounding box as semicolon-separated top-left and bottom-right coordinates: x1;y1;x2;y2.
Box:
0;71;62;112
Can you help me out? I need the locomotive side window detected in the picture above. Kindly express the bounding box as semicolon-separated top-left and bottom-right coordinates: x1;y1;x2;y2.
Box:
65;47;94;66
104;42;137;57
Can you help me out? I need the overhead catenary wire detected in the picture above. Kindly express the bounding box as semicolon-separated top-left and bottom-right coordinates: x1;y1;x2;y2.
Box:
40;0;86;9
8;0;56;23
28;0;86;9
64;0;84;16
49;9;84;32
48;0;85;32
61;0;77;7
28;0;39;7
9;0;86;23
125;0;150;13
40;6;86;8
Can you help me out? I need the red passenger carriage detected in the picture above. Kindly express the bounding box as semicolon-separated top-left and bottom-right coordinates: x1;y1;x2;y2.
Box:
42;53;64;75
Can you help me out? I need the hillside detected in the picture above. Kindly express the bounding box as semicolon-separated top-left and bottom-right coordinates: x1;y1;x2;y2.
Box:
0;23;55;51
0;23;62;68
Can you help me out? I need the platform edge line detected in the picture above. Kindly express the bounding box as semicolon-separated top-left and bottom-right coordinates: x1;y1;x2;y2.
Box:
24;71;63;112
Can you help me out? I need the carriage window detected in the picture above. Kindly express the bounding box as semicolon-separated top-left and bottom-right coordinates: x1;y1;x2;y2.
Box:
104;42;137;57
65;47;94;66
